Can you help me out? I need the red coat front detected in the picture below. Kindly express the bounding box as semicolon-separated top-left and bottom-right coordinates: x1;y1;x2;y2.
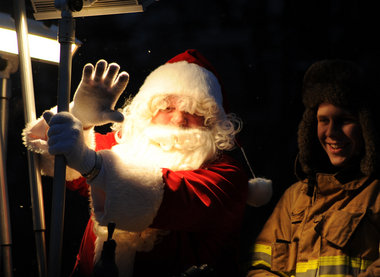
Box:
67;132;248;277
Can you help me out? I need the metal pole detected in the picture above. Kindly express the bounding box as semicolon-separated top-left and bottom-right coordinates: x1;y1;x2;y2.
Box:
1;77;10;154
13;0;48;276
0;74;13;277
48;8;75;277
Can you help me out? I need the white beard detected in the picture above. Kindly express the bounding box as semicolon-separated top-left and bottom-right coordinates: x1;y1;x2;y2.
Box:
113;124;217;171
93;124;217;276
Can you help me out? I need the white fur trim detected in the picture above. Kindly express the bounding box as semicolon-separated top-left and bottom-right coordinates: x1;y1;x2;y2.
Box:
22;115;51;155
246;177;273;207
134;61;223;108
88;149;165;232
92;219;169;277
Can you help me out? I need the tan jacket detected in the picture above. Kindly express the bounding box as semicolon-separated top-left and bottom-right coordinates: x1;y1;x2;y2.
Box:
247;171;380;277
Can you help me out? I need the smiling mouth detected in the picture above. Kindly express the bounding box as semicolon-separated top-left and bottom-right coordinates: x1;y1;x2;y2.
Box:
328;143;344;149
326;143;348;153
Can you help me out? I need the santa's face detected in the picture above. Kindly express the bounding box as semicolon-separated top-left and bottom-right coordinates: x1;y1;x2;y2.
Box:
115;95;217;170
151;97;205;128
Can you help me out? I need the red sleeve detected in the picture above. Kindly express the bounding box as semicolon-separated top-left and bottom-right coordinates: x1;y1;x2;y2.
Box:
93;132;118;151
151;155;248;232
65;132;118;197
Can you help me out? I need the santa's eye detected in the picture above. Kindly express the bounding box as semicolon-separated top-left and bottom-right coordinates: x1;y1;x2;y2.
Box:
162;106;175;112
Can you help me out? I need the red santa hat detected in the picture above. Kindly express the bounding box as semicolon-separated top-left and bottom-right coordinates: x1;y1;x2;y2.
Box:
134;49;272;207
133;49;224;113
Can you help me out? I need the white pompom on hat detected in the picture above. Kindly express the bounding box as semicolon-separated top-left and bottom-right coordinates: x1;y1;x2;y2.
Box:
236;140;272;207
246;178;273;207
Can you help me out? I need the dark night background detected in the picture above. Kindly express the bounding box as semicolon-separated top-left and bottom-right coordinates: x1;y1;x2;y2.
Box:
1;0;380;276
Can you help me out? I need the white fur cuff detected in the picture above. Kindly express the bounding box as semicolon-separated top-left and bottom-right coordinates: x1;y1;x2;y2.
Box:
89;150;165;232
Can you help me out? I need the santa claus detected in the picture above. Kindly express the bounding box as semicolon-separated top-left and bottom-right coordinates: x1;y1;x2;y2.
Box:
23;49;272;276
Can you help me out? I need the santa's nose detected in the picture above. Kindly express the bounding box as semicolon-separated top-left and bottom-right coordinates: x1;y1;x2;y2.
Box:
171;111;187;127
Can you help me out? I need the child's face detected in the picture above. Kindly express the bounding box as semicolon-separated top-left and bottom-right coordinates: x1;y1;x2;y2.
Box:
317;103;363;168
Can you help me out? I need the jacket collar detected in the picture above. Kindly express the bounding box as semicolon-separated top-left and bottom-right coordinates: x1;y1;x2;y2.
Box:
316;167;369;192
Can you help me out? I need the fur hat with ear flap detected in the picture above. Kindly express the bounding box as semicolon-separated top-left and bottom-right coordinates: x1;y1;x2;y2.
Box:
130;49;272;206
297;59;380;180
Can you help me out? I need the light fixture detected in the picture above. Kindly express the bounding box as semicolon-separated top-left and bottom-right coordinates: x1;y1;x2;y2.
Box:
30;0;155;20
0;12;80;64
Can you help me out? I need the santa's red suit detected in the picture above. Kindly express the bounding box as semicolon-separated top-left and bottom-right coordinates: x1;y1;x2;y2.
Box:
66;131;248;277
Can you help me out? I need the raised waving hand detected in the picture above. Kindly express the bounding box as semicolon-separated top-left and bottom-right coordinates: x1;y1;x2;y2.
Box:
71;59;129;129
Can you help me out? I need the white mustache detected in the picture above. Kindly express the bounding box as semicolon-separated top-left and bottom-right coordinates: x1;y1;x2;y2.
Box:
143;125;213;152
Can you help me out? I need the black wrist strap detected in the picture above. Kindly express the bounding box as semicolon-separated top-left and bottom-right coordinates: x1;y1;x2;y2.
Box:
82;152;102;181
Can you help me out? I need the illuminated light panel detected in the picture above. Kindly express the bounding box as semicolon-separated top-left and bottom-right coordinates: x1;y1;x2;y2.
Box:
0;27;77;64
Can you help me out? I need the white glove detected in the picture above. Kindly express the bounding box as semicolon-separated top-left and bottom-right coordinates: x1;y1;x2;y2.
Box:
70;59;129;129
44;111;96;176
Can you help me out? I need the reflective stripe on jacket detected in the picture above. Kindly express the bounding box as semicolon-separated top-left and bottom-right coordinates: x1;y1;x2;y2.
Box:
248;171;380;277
